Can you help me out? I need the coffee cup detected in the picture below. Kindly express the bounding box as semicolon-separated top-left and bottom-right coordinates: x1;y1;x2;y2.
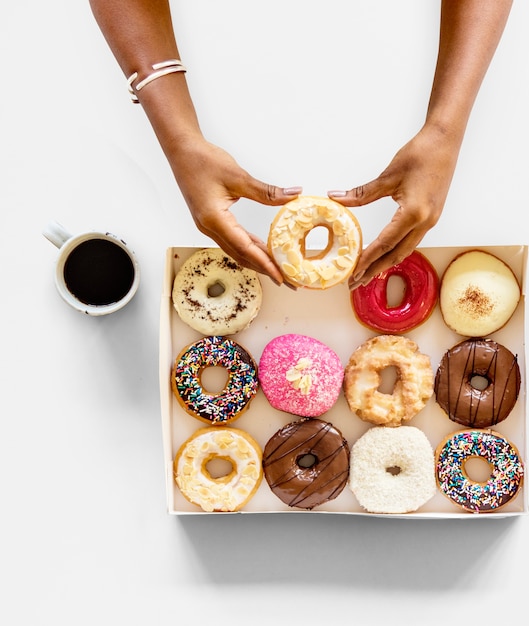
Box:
43;221;140;316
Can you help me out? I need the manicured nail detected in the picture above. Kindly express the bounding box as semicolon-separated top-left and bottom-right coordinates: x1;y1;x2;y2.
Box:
283;186;303;196
353;270;365;283
328;190;346;198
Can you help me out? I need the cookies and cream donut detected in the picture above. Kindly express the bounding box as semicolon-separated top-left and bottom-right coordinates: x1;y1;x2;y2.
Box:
174;427;263;512
258;334;344;417
351;250;438;334
435;338;521;428
435;429;524;512
268;196;362;289
172;247;262;335
262;418;350;509
439;249;521;337
171;336;259;425
349;426;436;514
343;335;434;427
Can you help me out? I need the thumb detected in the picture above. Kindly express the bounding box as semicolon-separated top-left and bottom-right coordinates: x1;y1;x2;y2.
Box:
243;177;303;207
328;175;392;208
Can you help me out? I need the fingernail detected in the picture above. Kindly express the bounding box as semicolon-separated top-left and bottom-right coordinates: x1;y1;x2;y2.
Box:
283;186;303;196
352;270;365;283
328;190;346;198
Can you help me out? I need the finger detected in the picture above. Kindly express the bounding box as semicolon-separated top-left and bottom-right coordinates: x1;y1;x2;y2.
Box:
242;177;303;207
328;175;393;208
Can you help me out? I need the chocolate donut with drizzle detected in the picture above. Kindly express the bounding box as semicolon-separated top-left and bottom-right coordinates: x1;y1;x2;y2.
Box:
434;338;520;428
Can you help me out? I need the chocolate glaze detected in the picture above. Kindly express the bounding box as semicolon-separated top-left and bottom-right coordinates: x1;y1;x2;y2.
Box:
434;338;520;428
262;418;350;509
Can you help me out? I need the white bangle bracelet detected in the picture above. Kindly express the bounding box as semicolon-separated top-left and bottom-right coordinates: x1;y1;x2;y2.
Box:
127;59;187;103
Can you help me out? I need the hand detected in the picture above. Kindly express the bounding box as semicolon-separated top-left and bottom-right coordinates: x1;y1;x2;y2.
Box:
170;136;302;285
329;123;461;290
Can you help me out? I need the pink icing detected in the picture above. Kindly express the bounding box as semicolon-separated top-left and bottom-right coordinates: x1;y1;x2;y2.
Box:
258;334;344;417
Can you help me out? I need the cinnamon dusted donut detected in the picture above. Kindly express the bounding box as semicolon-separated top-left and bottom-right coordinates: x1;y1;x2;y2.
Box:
351;250;438;333
268;196;362;289
258;334;344;417
172;248;262;335
171;336;259;425
434;338;521;428
439;249;521;337
349;426;436;514
262;418;350;509
343;335;434;427
174;427;263;512
435;429;524;512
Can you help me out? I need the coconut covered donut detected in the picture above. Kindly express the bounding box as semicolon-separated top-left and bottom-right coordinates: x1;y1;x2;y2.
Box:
343;335;434;427
349;426;436;514
435;429;524;512
439;249;521;337
172;247;262;335
262;418;350;509
174;427;263;512
435;338;521;428
268;196;362;289
259;334;344;417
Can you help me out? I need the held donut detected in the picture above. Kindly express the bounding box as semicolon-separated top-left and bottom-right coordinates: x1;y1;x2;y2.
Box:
258;334;344;417
172;248;262;335
262;418;350;509
343;335;434;427
435;429;524;512
174;427;263;512
171;336;259;425
268;196;362;289
349;426;436;514
351;250;438;333
439;249;521;337
435;338;521;428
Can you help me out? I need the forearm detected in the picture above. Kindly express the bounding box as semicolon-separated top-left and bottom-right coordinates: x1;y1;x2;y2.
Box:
426;0;512;142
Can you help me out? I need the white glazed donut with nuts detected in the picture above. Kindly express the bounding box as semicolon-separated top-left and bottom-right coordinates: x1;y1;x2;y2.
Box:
268;196;362;289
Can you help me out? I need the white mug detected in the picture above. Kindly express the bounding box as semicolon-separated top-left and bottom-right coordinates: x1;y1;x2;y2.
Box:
43;221;140;316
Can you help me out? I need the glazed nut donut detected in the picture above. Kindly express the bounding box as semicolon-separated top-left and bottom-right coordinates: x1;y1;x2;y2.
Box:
439;249;521;337
262;418;350;510
349;426;436;514
343;335;434;427
351;250;439;334
435;429;524;512
174;427;263;512
171;336;259;425
172;247;262;335
258;334;344;417
268;196;362;289
435;338;521;428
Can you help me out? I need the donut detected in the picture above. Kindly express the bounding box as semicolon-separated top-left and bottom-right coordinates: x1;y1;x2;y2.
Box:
351;250;438;333
435;429;524;512
268;196;362;289
349;426;436;514
172;247;262;335
258;334;344;417
343;335;434;427
435;338;521;428
171;336;259;425
262;418;350;509
439;249;521;337
174;427;263;512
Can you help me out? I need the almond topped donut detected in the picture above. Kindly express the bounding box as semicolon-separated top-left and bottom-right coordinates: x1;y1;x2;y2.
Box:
268;196;362;289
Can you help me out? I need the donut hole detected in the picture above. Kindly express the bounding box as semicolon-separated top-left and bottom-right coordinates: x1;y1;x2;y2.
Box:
378;365;398;395
204;455;235;480
470;374;490;391
207;280;226;298
463;456;493;483
200;366;229;394
386;465;402;476
297;453;318;469
386;274;406;308
303;226;332;259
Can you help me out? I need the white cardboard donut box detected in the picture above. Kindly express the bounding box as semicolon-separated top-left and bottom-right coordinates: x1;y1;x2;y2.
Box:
159;245;528;518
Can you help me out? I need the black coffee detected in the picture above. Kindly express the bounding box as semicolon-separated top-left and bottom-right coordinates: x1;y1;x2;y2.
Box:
63;238;135;306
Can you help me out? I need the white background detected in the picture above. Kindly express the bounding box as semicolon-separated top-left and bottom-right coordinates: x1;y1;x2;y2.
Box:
1;1;528;624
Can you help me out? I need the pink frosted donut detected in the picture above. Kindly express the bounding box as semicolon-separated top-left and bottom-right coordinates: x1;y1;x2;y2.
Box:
259;334;344;417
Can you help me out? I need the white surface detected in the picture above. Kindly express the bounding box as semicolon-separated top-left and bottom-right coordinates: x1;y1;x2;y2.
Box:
1;1;528;624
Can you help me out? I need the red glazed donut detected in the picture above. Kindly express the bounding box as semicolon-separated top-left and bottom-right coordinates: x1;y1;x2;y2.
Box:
351;250;438;334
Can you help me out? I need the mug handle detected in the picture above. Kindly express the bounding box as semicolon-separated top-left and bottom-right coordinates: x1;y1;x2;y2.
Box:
42;221;73;249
